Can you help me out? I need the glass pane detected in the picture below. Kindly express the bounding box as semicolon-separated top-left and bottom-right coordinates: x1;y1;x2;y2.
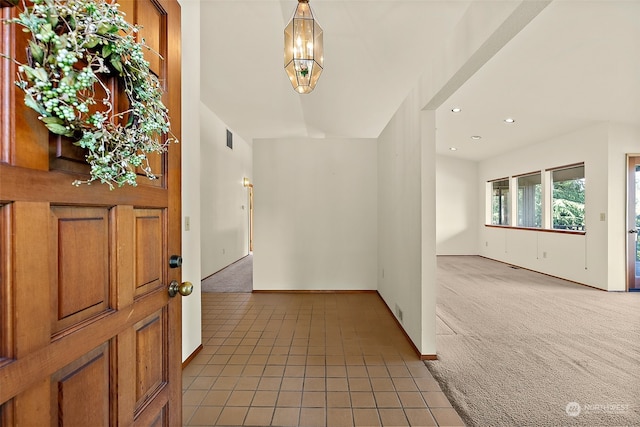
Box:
491;179;510;225
552;165;585;231
517;173;542;227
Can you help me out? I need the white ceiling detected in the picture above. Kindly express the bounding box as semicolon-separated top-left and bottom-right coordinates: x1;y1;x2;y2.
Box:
199;0;640;161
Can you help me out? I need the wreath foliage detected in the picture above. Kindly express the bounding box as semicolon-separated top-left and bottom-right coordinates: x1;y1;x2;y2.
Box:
3;0;176;188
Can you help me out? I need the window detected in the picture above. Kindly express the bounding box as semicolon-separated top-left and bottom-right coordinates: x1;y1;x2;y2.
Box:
551;164;585;231
491;179;510;225
517;173;542;228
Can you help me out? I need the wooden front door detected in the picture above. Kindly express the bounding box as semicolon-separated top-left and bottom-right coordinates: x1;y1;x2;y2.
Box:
0;0;183;425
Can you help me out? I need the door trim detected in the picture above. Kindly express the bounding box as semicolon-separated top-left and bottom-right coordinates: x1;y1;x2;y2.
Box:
627;154;639;291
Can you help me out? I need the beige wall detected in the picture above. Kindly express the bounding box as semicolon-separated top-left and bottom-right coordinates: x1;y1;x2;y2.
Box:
200;106;253;279
253;138;378;291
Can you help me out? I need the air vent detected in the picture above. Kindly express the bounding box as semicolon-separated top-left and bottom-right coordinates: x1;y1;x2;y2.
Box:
226;129;233;149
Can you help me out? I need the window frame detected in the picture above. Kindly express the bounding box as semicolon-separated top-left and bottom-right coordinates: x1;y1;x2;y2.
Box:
548;163;586;232
485;162;586;235
489;177;511;226
515;171;543;229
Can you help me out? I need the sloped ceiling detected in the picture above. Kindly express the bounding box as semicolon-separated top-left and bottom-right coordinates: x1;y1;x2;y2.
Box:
199;0;640;160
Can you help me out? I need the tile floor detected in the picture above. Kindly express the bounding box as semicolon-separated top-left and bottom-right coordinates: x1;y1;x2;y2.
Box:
182;292;464;426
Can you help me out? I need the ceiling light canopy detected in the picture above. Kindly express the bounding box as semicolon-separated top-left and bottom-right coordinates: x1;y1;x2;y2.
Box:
451;107;462;113
471;135;482;140
284;0;324;94
504;118;515;124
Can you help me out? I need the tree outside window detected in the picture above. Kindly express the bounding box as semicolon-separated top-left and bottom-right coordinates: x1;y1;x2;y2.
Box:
552;165;585;231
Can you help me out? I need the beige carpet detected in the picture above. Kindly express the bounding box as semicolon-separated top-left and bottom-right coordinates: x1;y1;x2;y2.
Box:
201;254;253;293
426;256;640;427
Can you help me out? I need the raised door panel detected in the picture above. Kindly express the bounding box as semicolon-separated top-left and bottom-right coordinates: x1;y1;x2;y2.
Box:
50;344;110;427
134;310;166;412
136;0;166;79
49;207;111;334
134;209;164;297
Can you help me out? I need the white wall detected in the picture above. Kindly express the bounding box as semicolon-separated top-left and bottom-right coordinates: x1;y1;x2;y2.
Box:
377;90;428;354
607;124;640;291
253;138;377;290
436;154;479;255
180;0;202;361
200;105;253;279
478;123;611;289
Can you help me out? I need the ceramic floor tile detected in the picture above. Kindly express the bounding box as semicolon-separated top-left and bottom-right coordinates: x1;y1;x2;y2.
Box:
277;391;302;407
201;390;231;406
327;391;351;408
187;406;223;426
405;408;437;426
378;408;409;426
188;376;216;390
353;408;382;426
430;407;465;426
327;377;349;391
350;391;376;408
271;407;300;427
326;365;347;377
226;390;255;406
304;377;326;391
244;407;274;426
281;377;304;391
397;391;428;408
305;365;326;377
299;407;326;427
422;391;453;408
374;391;402;408
216;406;248;426
302;391;326;407
326;408;354;427
252;390;278;406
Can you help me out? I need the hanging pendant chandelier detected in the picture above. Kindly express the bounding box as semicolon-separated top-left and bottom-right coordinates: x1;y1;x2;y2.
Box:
284;0;324;94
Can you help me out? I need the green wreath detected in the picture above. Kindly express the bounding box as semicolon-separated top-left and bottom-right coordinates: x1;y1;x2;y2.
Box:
3;0;176;188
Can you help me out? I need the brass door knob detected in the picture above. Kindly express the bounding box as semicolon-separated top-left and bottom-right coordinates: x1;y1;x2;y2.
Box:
168;280;193;297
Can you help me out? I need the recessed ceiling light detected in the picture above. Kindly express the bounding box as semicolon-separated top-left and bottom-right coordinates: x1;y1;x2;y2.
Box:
471;136;482;140
451;107;462;113
504;118;515;124
449;147;457;151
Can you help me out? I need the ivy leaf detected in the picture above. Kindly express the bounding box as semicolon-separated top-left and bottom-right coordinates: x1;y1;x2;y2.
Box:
97;24;111;35
21;65;48;83
102;44;112;58
41;117;64;125
28;41;45;65
97;24;119;35
85;36;100;49
110;55;123;74
45;123;71;136
24;93;45;115
33;67;48;82
20;64;37;80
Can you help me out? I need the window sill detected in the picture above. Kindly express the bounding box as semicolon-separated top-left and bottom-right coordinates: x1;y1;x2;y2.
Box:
484;224;586;235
